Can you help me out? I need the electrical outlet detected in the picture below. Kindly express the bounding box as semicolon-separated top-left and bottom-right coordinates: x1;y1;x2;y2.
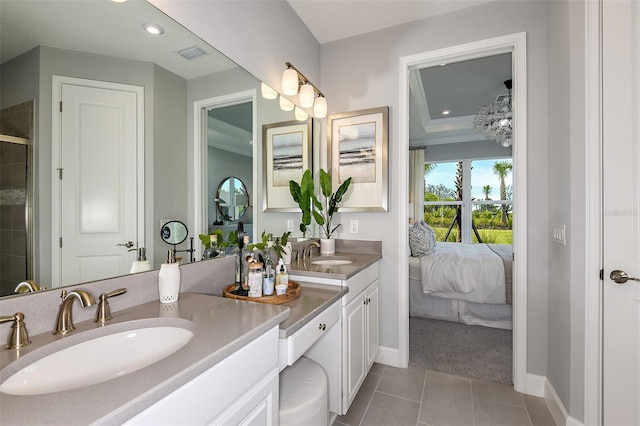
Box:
287;219;295;233
350;220;359;234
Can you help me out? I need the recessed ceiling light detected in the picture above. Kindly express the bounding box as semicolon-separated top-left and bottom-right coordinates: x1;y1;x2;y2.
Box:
143;23;164;35
442;110;451;115
112;0;127;3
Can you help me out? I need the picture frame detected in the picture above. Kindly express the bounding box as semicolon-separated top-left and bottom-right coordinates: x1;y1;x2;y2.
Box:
328;106;389;212
262;119;312;211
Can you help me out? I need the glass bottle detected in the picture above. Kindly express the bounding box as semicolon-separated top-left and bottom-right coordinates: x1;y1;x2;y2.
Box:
263;248;275;296
248;261;263;297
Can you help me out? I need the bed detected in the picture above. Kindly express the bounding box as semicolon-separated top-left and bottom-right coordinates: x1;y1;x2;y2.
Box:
409;241;513;330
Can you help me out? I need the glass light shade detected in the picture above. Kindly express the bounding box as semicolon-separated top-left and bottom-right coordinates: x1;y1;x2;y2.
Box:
299;83;315;108
313;96;327;118
294;107;308;121
260;82;278;100
279;96;294;112
282;68;299;96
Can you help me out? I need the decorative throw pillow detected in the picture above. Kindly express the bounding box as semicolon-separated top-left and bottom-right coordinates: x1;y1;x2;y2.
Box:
416;221;437;250
409;222;436;257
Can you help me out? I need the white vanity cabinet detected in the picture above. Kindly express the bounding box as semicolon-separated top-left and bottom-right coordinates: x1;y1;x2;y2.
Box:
342;278;379;411
126;326;280;426
290;261;379;416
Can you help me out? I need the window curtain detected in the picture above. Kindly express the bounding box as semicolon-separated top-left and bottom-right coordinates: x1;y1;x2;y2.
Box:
409;148;425;224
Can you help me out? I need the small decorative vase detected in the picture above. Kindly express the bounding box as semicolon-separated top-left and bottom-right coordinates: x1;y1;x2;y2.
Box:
320;238;335;255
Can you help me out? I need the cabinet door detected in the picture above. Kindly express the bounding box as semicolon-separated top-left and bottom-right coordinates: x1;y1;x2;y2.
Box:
366;280;379;369
343;291;367;411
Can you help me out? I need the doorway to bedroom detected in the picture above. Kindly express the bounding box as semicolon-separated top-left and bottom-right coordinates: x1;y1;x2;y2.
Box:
400;33;527;388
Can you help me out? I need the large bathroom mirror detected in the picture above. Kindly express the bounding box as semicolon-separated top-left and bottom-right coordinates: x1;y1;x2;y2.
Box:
0;0;300;297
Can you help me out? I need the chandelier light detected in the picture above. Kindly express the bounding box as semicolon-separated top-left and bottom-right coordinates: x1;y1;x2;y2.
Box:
473;79;513;147
281;62;328;118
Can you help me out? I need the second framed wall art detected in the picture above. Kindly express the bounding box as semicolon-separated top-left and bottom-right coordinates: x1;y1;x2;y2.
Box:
328;106;389;212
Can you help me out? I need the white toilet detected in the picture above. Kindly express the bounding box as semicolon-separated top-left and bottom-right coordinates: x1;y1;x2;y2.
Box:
279;356;328;426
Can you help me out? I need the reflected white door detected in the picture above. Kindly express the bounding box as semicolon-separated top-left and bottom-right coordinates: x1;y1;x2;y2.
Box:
55;78;143;286
602;1;640;424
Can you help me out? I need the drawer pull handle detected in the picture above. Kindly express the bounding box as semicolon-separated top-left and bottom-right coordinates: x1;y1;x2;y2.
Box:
318;323;326;331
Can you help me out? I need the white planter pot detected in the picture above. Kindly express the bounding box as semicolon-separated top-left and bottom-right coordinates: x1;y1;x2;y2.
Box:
320;238;335;255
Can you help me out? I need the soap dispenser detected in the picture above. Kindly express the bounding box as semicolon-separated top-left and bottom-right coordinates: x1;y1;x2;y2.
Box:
129;247;151;274
158;249;181;303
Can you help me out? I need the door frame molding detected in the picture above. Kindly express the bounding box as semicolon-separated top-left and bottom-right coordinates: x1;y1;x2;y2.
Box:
192;89;258;260
51;76;145;287
397;32;529;391
584;0;603;423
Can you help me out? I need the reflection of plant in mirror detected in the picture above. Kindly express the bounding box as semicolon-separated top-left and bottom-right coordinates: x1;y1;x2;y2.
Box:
289;170;316;237
198;229;240;249
247;231;291;258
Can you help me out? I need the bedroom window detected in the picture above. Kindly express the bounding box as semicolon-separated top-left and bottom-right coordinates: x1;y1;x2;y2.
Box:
423;158;512;244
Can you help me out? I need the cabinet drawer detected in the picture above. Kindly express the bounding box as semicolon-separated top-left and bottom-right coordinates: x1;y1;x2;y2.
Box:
280;301;340;368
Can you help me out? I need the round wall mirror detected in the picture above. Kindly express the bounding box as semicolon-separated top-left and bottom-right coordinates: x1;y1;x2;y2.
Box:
160;220;188;245
216;177;248;221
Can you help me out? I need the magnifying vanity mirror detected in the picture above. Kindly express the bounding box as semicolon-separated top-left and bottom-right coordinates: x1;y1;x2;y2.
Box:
161;221;189;246
0;0;303;297
216;177;249;222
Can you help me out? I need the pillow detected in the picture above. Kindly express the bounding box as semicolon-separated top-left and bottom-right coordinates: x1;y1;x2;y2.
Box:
409;221;436;257
415;220;436;247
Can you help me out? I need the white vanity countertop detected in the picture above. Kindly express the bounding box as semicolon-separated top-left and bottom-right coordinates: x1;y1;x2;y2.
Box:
288;252;382;280
0;293;290;425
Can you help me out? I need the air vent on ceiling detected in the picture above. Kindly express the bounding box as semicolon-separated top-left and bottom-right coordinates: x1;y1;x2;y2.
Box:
177;46;208;60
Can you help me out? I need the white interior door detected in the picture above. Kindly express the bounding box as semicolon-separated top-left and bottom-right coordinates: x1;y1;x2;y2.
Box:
54;78;143;286
602;1;640;424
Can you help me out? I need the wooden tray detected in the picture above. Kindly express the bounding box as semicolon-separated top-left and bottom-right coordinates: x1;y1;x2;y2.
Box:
223;281;301;305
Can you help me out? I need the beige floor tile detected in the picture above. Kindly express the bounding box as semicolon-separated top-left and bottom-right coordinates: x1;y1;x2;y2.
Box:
472;379;525;407
419;371;474;426
361;392;421;426
370;362;385;375
377;365;426;402
335;372;381;426
474;398;532;426
523;394;557;426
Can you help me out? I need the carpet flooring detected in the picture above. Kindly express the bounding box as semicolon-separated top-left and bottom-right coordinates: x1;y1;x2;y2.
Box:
409;316;513;384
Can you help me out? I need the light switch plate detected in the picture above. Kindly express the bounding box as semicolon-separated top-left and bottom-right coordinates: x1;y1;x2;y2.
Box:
350;220;358;234
286;219;294;233
552;224;566;245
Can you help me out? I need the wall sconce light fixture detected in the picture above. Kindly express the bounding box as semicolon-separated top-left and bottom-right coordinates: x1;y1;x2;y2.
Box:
281;62;327;118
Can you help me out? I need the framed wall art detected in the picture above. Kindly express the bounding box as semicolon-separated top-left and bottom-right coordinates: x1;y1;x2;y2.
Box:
262;119;312;211
328;106;389;212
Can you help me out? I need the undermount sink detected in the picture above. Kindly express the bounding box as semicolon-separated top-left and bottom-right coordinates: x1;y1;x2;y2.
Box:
311;257;355;266
0;324;194;396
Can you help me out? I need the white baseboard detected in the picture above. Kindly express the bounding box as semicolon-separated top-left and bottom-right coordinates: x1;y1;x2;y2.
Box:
375;346;405;368
525;373;546;397
544;378;584;426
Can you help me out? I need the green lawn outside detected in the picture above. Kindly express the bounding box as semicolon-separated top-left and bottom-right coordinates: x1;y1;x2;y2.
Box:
432;227;513;244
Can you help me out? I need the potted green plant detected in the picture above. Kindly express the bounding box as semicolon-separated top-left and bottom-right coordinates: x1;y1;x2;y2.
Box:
314;168;352;254
288;169;315;239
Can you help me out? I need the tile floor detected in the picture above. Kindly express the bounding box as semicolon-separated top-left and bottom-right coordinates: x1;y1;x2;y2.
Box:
333;364;556;426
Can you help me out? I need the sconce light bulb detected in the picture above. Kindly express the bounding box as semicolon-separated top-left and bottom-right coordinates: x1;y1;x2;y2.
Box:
313;95;327;118
282;68;299;96
294;107;308;121
299;83;315;108
260;82;278;100
279;95;294;112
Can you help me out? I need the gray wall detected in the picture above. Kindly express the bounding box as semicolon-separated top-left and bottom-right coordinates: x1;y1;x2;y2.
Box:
548;0;587;420
319;0;550;375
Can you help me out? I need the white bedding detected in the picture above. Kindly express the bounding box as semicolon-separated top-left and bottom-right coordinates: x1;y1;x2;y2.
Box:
411;242;506;304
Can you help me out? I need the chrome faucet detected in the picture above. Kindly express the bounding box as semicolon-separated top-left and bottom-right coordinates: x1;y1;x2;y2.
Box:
14;280;45;294
53;289;96;335
303;241;321;260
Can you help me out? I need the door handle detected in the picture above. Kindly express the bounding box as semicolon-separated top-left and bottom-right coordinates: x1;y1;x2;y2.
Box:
609;270;640;284
117;241;134;248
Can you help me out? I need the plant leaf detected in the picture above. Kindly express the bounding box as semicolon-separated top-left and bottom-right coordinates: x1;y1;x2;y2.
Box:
313;210;325;226
319;168;332;198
